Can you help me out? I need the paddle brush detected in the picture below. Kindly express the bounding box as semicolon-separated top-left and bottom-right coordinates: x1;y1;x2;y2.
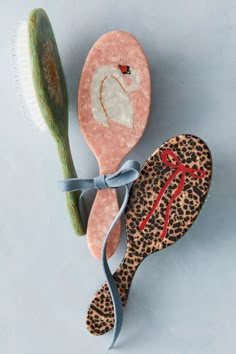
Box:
14;8;85;235
86;134;212;335
78;31;151;259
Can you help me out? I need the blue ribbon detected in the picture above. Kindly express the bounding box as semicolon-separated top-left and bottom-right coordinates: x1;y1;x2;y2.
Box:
58;160;140;349
59;160;140;192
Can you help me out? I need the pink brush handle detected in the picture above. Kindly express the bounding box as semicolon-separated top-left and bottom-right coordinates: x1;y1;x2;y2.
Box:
87;187;121;260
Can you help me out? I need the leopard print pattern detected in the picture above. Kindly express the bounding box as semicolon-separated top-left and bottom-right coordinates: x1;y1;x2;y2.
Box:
86;134;212;336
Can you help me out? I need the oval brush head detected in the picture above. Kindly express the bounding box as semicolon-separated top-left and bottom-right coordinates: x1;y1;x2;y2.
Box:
15;8;85;235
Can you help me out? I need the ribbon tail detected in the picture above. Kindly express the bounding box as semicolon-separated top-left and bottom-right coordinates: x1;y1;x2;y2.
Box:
58;178;95;192
159;172;186;239
101;184;130;350
140;169;179;231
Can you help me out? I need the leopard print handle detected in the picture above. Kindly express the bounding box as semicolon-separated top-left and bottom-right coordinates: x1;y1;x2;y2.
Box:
87;250;143;335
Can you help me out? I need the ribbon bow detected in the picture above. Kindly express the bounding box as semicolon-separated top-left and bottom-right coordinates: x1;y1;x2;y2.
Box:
140;149;205;237
58;160;140;192
59;160;140;350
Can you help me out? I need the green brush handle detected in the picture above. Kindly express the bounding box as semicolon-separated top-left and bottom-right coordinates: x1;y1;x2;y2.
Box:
56;134;85;235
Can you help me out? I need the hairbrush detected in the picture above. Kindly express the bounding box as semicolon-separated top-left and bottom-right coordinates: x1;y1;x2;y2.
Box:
78;31;151;259
86;134;212;345
15;8;85;235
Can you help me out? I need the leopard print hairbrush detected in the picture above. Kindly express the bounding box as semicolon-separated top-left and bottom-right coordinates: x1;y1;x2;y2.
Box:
86;134;212;336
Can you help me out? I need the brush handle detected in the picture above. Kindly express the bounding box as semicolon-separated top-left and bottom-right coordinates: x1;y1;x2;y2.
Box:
87;188;121;259
56;135;85;235
86;251;143;335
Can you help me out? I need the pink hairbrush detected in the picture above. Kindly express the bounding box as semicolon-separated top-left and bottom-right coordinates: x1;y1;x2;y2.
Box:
78;31;151;259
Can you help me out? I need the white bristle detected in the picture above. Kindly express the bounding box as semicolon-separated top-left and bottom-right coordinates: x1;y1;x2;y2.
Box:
13;21;47;132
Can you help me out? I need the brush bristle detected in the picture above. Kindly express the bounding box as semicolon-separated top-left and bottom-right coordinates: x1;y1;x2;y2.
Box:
15;21;47;132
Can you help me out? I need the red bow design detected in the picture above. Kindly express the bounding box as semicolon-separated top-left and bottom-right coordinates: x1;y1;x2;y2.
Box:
139;149;206;239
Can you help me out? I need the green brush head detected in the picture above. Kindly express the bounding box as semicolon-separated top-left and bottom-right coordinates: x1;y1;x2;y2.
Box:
28;8;68;139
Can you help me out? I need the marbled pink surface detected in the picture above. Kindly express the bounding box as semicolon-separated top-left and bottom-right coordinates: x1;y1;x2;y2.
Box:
86;189;120;260
78;31;151;260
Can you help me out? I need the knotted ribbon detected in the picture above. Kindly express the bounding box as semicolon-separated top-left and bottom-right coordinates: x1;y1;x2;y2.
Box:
59;160;140;193
140;149;205;236
58;160;140;349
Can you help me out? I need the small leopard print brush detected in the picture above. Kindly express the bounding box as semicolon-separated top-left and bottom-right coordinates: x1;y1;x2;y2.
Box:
86;134;212;336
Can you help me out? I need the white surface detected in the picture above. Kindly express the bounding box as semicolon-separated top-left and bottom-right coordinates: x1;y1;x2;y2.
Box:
0;1;235;353
91;65;139;127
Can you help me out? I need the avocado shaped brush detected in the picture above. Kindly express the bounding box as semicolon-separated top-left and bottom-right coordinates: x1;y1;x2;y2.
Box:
16;8;85;235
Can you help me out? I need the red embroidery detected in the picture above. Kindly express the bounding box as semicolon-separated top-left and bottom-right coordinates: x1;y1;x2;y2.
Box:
118;64;131;74
139;149;206;238
119;65;127;73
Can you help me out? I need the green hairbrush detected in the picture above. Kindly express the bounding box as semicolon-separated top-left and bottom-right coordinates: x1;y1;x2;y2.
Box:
16;8;85;235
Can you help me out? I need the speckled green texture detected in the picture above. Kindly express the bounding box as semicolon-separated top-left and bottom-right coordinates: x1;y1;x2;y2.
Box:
28;8;85;235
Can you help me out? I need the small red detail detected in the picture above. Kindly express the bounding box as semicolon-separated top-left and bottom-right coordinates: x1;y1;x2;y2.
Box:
119;65;129;74
139;149;206;239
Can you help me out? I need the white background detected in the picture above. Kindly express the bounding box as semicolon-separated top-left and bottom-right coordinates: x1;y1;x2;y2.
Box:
0;1;235;353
